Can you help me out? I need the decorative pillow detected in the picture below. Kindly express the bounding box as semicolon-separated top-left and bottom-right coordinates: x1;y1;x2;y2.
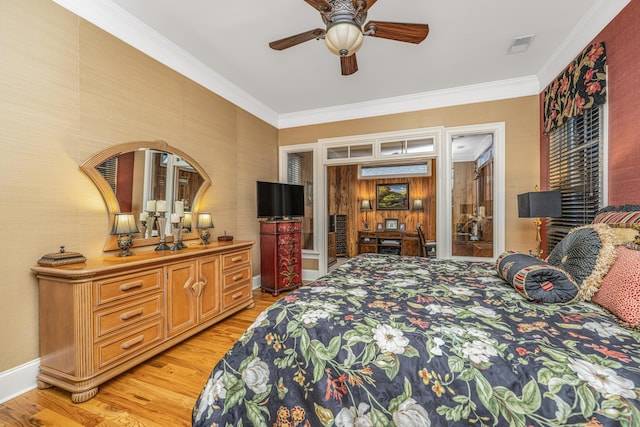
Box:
546;224;617;300
592;246;640;330
496;251;579;304
609;226;640;245
593;210;640;228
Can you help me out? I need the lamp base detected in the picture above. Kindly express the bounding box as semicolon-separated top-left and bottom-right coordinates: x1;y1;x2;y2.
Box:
116;235;135;257
199;229;211;245
534;217;543;259
115;249;135;257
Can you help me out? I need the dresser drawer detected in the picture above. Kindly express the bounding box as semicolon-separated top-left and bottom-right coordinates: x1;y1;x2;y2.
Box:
94;320;163;371
95;269;162;306
94;294;163;339
222;285;252;309
222;250;250;271
277;221;301;233
222;265;251;290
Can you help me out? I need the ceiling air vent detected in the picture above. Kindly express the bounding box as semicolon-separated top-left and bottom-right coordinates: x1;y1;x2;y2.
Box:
508;34;535;54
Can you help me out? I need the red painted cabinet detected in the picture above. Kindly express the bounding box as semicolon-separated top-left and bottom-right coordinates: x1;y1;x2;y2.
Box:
259;220;302;296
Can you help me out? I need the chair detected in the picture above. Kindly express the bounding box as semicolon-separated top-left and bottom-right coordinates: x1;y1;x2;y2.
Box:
417;225;436;258
417;225;427;257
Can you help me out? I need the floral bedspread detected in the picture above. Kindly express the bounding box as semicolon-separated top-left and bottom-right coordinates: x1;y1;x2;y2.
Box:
192;254;640;427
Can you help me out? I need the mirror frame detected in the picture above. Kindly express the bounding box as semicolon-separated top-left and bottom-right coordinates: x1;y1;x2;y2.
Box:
81;140;211;251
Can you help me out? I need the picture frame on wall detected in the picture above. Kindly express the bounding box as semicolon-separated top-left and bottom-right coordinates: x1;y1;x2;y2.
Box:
385;218;399;231
377;223;384;231
376;183;409;210
399;223;406;231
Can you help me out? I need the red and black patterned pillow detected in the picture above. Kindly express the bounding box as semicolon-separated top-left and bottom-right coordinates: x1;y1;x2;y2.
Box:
546;224;617;300
496;251;579;304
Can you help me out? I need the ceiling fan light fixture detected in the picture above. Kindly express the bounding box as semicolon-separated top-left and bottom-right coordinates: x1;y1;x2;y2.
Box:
325;21;364;57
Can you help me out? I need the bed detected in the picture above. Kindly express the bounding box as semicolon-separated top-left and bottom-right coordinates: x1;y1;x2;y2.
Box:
192;246;640;426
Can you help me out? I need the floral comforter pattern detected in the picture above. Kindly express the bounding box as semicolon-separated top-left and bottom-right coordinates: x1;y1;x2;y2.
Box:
192;254;640;427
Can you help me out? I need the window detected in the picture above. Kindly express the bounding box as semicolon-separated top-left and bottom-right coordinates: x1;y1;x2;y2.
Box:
287;151;314;250
359;162;431;179
546;105;604;252
97;157;117;192
287;153;302;184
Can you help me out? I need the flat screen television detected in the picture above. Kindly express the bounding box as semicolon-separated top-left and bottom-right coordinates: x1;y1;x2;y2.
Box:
256;181;304;219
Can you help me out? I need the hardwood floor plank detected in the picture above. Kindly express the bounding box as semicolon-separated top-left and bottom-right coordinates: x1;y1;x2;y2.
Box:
0;290;284;427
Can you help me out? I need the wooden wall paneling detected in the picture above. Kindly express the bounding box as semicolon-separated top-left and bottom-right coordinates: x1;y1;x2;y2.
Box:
326;161;438;255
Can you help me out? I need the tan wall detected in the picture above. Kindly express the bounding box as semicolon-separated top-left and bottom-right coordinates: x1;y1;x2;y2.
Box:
279;96;541;256
0;0;277;371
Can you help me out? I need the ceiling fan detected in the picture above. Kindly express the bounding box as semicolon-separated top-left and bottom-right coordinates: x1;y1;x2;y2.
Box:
269;0;429;76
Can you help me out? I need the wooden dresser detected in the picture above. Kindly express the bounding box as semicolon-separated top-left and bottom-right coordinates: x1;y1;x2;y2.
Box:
31;241;253;403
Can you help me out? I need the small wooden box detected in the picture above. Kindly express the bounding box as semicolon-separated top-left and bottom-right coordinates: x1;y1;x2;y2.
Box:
38;248;86;266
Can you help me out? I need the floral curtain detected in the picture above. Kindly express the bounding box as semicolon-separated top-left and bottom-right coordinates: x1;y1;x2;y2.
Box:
543;42;607;134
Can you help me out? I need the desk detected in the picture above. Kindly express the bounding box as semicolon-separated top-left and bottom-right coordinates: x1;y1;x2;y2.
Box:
358;231;420;256
453;236;493;258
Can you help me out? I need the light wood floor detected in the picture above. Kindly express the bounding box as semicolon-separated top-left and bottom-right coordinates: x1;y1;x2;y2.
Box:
0;289;281;427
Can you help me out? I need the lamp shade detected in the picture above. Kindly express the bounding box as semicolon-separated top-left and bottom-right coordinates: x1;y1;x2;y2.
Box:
517;190;562;218
325;21;364;57
360;199;372;211
412;199;424;211
196;212;214;229
110;213;140;235
183;212;192;229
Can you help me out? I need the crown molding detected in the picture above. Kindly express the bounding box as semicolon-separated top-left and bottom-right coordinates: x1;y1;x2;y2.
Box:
51;0;628;130
278;76;540;129
536;0;630;89
50;0;279;127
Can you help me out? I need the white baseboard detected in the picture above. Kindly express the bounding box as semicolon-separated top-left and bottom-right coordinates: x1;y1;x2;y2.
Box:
0;359;39;404
302;269;321;282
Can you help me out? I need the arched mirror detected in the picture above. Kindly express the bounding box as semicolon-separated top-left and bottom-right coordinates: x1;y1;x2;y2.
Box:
81;140;211;251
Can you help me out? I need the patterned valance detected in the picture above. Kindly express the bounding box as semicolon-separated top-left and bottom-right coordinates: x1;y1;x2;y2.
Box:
543;42;607;134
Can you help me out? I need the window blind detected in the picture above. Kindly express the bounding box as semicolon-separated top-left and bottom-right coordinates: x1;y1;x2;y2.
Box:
96;157;117;192
287;153;302;185
546;105;603;252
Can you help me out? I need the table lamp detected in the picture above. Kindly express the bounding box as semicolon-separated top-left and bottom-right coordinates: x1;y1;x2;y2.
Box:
360;199;372;231
196;212;214;245
413;199;424;229
111;213;140;257
517;189;562;258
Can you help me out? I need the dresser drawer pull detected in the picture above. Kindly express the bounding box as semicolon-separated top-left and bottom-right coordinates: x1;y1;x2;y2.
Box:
232;274;244;282
120;335;144;350
231;291;243;300
231;256;243;263
119;281;144;292
119;308;144;321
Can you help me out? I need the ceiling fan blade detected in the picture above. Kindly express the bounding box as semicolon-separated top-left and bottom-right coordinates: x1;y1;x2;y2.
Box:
269;28;326;50
304;0;332;12
341;54;358;76
364;21;429;44
353;0;377;12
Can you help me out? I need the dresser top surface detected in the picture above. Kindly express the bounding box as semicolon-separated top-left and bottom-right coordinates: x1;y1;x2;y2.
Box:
32;240;253;279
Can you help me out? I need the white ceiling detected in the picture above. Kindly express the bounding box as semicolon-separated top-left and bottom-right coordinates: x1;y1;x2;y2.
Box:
54;0;629;128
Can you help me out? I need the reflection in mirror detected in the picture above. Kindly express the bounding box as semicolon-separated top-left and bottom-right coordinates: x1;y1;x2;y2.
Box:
82;140;211;251
451;134;494;258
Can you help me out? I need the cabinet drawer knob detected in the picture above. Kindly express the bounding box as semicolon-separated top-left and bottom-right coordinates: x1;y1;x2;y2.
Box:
120;335;144;350
232;274;244;282
231;291;243;300
120;308;144;321
231;256;243;263
119;281;144;292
